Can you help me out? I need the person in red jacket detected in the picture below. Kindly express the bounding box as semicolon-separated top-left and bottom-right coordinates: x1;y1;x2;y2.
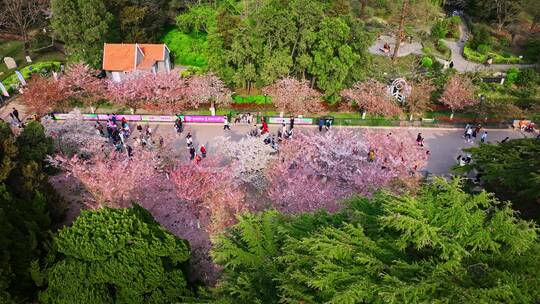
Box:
200;145;207;158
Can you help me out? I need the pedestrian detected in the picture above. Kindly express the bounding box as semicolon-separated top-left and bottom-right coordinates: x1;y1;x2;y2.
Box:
195;154;202;164
95;121;104;136
449;61;454;68
121;117;128;127
175;116;183;133
289;116;295;130
111;113;117;125
223;115;231;130
368;149;375;162
189;146;195;160
262;119;269;135
466;127;473;142
318;118;324;132
200;145;207;158
127;145;134;157
137;124;143;133
464;124;470;137
501;136;510;143
159;136;164;147
186;132;193;147
325;119;331;131
480;131;488;143
12;108;21;122
416;133;424;147
472;124;481;138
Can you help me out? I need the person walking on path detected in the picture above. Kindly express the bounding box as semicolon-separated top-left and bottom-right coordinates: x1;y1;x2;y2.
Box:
416;133;424;147
465;127;473;143
325;119;331;131
318;118;324;132
480;131;488;143
289;116;295;130
223;115;231;130
200;145;207;158
189;146;196;160
12;108;21;122
186;132;193;147
473;124;482;138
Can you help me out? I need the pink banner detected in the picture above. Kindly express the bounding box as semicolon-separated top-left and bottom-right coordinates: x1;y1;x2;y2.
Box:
183;115;225;123
53;113;226;123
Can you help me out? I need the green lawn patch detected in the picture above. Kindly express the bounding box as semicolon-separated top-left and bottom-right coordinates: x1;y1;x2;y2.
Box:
0;40;64;81
463;45;522;64
161;28;208;67
1;61;61;93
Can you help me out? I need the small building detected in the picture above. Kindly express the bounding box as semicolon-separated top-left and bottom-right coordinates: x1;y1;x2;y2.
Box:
102;43;171;82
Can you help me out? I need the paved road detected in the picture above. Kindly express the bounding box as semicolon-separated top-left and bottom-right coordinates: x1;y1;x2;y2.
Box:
146;122;531;175
1;99;533;176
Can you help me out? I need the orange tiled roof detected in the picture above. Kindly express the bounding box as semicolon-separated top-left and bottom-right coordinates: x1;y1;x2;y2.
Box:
103;43;166;71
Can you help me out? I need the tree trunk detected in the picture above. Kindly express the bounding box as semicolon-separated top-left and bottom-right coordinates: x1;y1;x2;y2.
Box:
392;0;409;61
91;106;95;113
450;110;454;120
360;0;367;17
361;111;366;119
409;113;413;121
310;76;316;89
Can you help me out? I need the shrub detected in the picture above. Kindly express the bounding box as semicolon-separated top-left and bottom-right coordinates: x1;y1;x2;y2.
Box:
431;20;448;39
232;95;273;105
470;24;491;49
524;38;540;63
505;68;519;86
517;69;539;87
476;43;491;54
421;57;433;67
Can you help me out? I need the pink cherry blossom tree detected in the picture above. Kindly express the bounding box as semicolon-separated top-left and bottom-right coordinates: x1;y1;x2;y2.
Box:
107;72;186;113
21;75;67;116
59;63;106;110
170;157;247;235
48;146;161;208
262;77;323;116
341;79;403;119
407;78;435;120
267;129;428;214
214;136;277;191
185;73;231;113
42;109;106;156
440;75;477;119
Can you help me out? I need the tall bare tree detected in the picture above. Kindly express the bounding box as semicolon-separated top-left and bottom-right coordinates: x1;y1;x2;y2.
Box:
0;0;46;50
392;0;410;60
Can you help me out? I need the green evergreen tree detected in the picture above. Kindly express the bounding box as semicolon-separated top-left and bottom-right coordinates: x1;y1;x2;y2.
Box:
457;138;540;221
51;0;113;67
0;122;53;303
39;205;192;304
213;178;540;303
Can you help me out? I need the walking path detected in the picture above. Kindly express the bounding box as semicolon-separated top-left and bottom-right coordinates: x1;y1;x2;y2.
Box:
1;98;534;176
369;16;537;72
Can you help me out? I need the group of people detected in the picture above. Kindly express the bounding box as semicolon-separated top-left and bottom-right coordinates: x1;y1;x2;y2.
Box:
94;114;160;157
464;124;488;143
185;132;205;163
233;112;255;124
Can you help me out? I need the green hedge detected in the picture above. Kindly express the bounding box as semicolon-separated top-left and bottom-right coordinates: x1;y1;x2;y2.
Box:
161;28;208;67
232;95;273;105
463;45;522;64
1;61;61;93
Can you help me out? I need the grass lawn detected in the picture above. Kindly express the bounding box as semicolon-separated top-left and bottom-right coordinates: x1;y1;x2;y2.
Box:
0;39;65;81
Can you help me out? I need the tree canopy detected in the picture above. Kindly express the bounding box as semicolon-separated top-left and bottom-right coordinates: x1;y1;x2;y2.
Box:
212;178;540;303
0;121;56;303
457;138;540;221
177;0;373;97
39;205;192;304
